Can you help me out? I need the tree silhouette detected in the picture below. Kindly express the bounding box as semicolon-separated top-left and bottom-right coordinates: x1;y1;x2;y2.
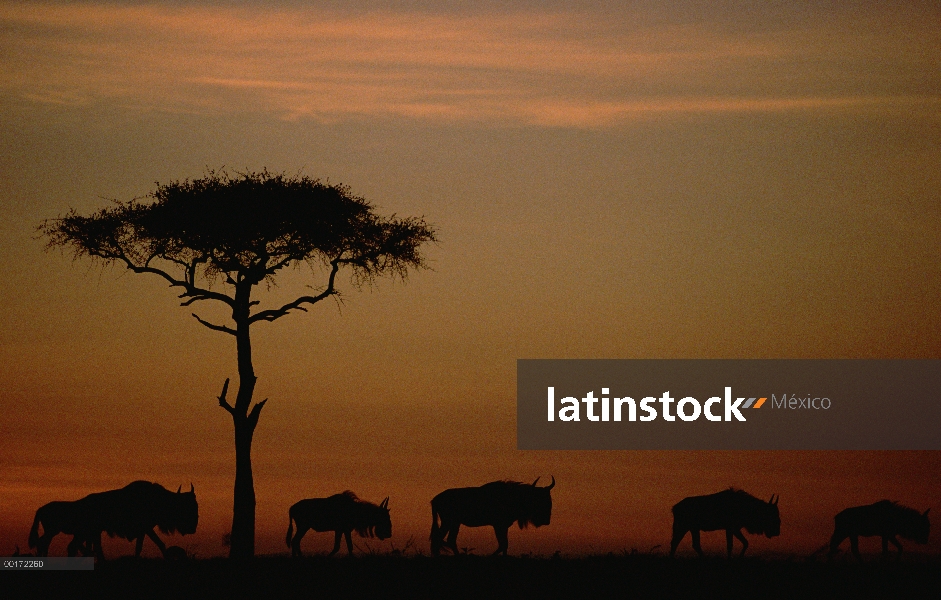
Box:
41;170;437;558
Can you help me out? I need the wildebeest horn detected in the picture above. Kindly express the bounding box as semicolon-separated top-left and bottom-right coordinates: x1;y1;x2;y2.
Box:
381;497;389;509
177;485;182;494
924;508;930;516
532;477;540;487
546;476;555;490
190;483;195;494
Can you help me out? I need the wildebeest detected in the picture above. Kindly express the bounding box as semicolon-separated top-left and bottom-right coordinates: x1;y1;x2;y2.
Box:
286;491;391;557
828;500;930;561
430;477;555;556
669;488;780;559
28;481;198;559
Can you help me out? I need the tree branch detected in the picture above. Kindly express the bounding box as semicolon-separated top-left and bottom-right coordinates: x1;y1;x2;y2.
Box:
192;313;237;335
180;293;219;307
248;259;343;324
217;378;235;415
115;251;235;308
264;254;296;276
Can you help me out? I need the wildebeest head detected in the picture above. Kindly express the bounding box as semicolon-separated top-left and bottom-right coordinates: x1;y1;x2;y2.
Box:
907;508;930;544
521;476;555;528
374;497;392;540
164;484;198;536
763;494;781;538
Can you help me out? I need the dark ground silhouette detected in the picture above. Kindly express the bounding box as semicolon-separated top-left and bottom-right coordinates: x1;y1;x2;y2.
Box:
4;554;940;599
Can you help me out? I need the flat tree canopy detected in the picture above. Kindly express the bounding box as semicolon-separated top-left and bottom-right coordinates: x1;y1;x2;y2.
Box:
42;170;435;318
41;169;437;558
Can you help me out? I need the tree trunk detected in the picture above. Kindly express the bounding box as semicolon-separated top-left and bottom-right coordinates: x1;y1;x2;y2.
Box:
228;283;261;558
229;405;257;558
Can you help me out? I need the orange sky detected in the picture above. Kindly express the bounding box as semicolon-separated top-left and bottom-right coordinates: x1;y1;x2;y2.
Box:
1;1;939;558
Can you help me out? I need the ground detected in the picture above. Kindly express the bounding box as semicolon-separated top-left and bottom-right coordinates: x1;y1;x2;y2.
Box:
5;554;940;599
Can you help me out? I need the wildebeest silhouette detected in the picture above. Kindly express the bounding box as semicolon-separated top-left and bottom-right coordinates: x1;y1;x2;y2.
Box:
28;481;198;559
286;491;391;557
669;488;780;559
430;477;555;556
828;500;930;561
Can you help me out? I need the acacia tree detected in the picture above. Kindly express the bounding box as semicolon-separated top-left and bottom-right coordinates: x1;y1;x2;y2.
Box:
41;170;436;558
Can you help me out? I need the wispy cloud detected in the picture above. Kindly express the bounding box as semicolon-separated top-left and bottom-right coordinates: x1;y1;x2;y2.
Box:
1;2;937;126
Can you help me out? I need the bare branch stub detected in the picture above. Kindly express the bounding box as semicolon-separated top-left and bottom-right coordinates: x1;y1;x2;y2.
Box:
217;378;235;414
248;398;268;429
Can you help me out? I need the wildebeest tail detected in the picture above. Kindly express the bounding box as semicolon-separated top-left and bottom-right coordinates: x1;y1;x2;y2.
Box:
286;510;294;549
28;509;42;550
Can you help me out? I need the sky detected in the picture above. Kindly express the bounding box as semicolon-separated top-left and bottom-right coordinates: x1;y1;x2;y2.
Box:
1;1;939;558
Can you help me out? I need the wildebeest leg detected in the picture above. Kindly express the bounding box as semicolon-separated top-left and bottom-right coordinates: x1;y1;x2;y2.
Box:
733;529;749;558
491;526;509;556
887;535;903;559
92;532;105;561
344;530;354;556
291;525;309;557
67;536;82;557
67;535;93;557
144;528;167;557
669;524;687;558
690;530;704;558
828;530;847;561
850;535;862;562
135;536;145;557
445;522;460;555
329;531;343;556
36;532;55;557
430;507;445;557
882;535;904;560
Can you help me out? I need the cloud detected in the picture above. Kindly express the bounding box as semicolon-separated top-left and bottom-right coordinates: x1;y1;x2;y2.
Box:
0;2;936;126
